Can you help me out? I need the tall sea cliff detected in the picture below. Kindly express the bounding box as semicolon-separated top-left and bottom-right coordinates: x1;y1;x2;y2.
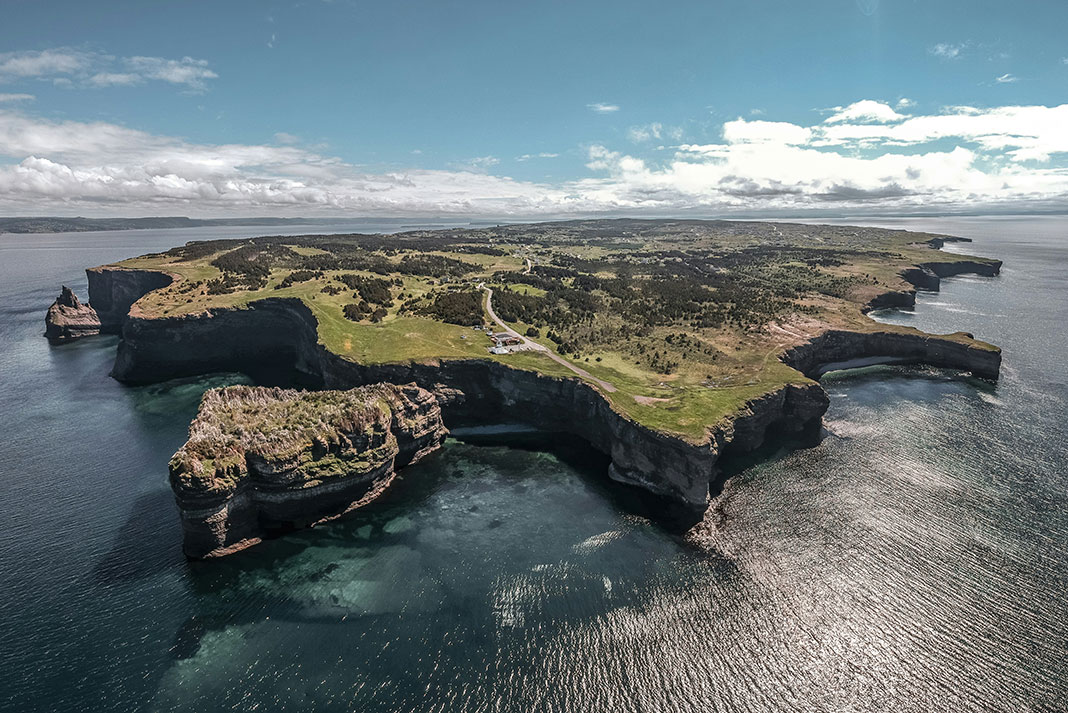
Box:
81;257;1001;538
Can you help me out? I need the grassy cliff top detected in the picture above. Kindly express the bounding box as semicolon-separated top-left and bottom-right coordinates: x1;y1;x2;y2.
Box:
170;384;409;496
111;219;999;441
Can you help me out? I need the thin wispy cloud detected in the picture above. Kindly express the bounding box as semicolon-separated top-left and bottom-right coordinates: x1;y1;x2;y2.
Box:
627;122;683;143
587;102;619;113
628;123;662;142
453;155;500;172
516;152;558;161
0;49;91;80
995;73;1019;83
930;42;965;59
0;48;217;92
0;93;34;103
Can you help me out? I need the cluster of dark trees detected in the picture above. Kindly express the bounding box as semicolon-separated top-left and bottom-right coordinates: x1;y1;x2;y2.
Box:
420;289;484;326
274;270;323;289
490;285;600;332
163;228;518;262
343;302;387;323
456;245;507;256
210;242;297;278
206;273;266;294
468;243;865;369
294;245;477;279
337;274;394;305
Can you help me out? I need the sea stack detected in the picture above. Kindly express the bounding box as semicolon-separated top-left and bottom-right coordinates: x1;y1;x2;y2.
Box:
45;286;102;343
170;382;448;558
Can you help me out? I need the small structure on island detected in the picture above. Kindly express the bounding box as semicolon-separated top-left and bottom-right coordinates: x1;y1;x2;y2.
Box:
489;345;509;355
489;332;522;347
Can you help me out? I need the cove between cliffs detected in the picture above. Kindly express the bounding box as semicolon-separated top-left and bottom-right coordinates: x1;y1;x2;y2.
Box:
84;256;1002;537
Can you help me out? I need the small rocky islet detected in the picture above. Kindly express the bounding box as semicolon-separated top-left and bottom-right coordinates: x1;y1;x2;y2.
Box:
44;219;1003;558
44;286;101;343
170;383;447;558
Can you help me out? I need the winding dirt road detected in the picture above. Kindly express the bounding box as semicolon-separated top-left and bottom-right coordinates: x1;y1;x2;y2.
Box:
480;283;617;393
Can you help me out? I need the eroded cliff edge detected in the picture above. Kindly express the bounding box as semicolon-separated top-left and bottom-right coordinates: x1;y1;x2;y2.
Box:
172;383;447;558
87;258;1000;528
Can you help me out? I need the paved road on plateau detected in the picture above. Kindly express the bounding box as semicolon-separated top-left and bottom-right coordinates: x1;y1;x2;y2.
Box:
480;283;617;393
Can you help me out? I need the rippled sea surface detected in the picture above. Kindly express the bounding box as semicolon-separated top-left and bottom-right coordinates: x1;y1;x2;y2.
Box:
1;217;1066;712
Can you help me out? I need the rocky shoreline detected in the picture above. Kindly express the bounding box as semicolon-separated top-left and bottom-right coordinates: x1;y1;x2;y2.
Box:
50;256;1001;557
171;383;447;558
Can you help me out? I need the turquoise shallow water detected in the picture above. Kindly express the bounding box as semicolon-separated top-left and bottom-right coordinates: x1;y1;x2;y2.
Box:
0;217;1066;712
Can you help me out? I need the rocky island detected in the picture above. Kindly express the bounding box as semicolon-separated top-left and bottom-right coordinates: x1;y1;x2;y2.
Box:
51;219;1002;557
44;286;101;342
171;383;447;558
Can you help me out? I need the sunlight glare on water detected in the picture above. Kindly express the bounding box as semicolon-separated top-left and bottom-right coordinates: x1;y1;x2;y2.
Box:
0;217;1065;712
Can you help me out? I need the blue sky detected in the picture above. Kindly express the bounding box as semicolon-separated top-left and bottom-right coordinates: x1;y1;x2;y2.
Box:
0;0;1066;217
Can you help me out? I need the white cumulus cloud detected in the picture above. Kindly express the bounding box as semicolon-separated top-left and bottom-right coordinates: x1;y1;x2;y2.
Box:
824;100;906;124
723;119;812;145
2;100;1068;217
587;102;620;113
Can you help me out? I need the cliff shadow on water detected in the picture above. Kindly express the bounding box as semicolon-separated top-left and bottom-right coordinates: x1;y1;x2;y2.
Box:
446;426;702;529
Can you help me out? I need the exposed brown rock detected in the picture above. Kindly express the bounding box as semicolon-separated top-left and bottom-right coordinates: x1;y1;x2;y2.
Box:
171;383;448;558
44;286;101;343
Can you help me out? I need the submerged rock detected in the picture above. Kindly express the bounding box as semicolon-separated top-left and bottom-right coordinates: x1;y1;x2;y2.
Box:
44;286;101;343
170;382;448;559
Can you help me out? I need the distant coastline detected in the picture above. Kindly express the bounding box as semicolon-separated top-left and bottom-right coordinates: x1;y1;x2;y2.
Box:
0;216;460;235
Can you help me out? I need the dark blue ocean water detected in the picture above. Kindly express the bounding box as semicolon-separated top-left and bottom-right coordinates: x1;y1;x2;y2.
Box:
0;217;1065;712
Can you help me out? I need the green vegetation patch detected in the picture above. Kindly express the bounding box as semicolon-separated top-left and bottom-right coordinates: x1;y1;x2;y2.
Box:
115;219;998;440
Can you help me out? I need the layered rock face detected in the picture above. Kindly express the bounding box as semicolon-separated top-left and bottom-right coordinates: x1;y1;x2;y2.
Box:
45;286;101;343
870;259;1002;313
86;266;173;330
319;356;830;514
88;263;1000;534
106;293;829;520
782;329;1001;381
171;383;447;558
112;298;323;385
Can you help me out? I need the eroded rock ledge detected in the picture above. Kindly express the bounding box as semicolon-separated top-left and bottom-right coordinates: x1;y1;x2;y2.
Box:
171;383;447;558
782;329;1001;380
868;256;1002;312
